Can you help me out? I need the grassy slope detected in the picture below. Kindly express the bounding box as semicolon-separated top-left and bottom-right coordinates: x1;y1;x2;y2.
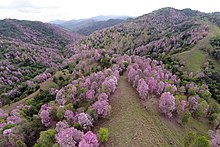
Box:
94;76;210;147
175;21;220;73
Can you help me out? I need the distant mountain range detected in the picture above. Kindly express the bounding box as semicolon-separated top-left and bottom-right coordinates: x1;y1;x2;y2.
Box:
49;15;132;35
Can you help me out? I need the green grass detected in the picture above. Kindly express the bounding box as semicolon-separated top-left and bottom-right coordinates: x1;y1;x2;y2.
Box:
175;21;220;73
94;76;211;147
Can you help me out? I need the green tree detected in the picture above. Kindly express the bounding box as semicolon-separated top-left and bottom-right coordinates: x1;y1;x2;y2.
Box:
98;128;109;143
192;136;210;147
184;131;196;147
182;110;191;124
34;129;56;147
16;140;27;147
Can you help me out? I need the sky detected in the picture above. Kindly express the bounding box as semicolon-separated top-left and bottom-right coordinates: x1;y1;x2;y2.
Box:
0;0;219;22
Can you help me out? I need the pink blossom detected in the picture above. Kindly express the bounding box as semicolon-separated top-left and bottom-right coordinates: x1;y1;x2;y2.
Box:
181;100;187;111
7;116;22;124
64;110;74;124
159;92;176;118
56;127;84;147
79;131;99;147
137;79;149;99
74;113;93;128
92;100;111;118
86;90;95;101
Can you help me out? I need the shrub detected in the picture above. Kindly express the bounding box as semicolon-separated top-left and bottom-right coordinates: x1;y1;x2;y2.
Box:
123;61;129;68
196;101;209;117
98;128;109;143
182;110;191;124
56;107;65;121
192;136;210;147
1;124;16;132
201;90;212;101
64;103;74;111
16;140;27;147
34;129;56;147
209;102;220;114
184;131;196;147
49;106;58;120
208;113;218;122
188;87;197;95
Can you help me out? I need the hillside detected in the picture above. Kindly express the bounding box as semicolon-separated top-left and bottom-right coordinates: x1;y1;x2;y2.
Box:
0;19;83;48
94;76;210;146
1;7;220;147
0;19;83;106
81;8;208;56
78;7;220;104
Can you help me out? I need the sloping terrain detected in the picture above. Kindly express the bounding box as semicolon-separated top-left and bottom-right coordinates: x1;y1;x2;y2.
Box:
79;8;208;59
175;22;220;72
0;19;83;106
94;76;210;147
1;7;220;147
0;19;83;48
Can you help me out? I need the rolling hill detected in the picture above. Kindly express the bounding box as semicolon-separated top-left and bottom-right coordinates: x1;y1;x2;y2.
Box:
0;19;83;105
78;7;220;104
0;7;220;147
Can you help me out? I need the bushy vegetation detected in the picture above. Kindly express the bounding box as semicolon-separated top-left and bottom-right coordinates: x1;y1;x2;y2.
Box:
209;36;220;60
98;128;109;143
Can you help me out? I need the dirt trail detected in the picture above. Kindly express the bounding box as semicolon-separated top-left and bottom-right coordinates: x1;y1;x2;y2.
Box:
94;76;184;147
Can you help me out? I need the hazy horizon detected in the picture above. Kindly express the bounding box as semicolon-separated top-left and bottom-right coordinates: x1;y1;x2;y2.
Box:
0;0;220;22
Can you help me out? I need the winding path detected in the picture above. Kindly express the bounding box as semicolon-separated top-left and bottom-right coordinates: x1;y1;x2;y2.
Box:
94;76;184;147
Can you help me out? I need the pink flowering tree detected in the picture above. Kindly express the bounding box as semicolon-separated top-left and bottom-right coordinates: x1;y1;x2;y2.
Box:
159;92;176;118
74;113;93;129
92;100;111;118
79;131;99;147
55;121;69;133
39;104;51;127
56;127;84;147
86;90;95;101
211;129;220;147
64;110;74;124
147;77;157;93
188;96;198;113
6;116;22;124
180;100;187;111
137;79;149;99
98;93;109;101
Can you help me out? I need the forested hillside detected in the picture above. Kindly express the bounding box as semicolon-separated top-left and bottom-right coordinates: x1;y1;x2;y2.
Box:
0;19;83;106
0;7;220;147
